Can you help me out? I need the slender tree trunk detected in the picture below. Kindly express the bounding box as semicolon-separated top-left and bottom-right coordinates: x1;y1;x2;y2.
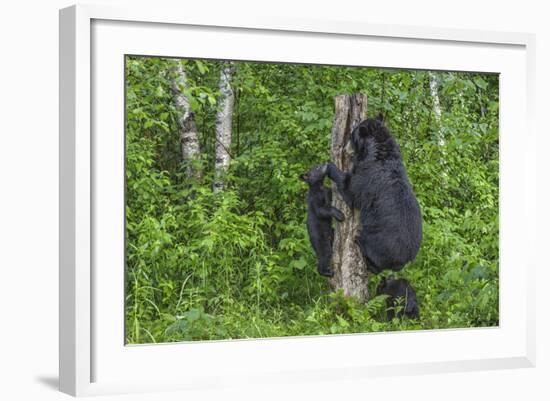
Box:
329;93;369;302
428;72;449;189
171;61;201;177
213;62;235;192
428;72;444;146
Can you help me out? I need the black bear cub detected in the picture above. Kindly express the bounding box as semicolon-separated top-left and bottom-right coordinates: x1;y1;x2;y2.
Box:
300;164;345;277
376;276;419;320
327;113;422;274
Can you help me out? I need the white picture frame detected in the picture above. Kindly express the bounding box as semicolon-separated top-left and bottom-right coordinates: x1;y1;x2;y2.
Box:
59;3;536;397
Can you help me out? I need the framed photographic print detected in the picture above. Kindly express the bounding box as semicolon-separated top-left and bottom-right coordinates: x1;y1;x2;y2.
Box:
59;3;536;396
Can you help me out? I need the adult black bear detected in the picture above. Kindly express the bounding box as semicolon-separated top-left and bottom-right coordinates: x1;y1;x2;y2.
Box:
376;276;420;319
326;114;422;274
300;164;345;277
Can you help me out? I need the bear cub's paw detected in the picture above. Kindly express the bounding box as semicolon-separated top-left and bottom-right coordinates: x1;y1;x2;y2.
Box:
333;209;345;222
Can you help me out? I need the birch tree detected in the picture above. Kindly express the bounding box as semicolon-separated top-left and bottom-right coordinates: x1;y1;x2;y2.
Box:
329;93;370;302
213;62;236;192
428;72;444;146
428;71;450;189
171;60;201;177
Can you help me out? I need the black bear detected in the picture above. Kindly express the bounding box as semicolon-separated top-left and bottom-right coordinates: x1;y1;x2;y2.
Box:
376;276;420;320
300;164;345;277
326;114;422;274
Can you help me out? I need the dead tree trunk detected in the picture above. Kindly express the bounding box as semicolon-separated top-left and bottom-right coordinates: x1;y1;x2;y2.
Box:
171;61;201;178
213;62;235;192
329;93;369;302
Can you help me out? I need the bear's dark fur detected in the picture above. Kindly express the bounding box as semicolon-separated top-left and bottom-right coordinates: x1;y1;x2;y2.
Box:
300;164;345;277
326;114;422;274
376;276;420;319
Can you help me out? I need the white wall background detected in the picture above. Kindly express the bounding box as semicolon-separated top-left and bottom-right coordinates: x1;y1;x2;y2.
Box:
0;0;547;400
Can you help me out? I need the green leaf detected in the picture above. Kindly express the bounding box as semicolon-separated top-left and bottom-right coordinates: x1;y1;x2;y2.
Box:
185;308;201;322
474;77;488;90
291;257;307;270
154;85;164;97
195;60;207;74
336;315;350;328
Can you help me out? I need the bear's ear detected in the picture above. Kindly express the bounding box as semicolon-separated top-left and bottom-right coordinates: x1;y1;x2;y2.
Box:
376;112;384;122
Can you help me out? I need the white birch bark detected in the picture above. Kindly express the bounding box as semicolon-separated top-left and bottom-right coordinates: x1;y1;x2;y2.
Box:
213;62;235;192
428;72;444;146
171;61;201;177
330;93;369;302
428;72;450;188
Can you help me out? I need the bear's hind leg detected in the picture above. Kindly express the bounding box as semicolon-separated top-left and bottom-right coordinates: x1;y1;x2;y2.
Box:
317;256;334;277
314;238;334;278
354;231;383;274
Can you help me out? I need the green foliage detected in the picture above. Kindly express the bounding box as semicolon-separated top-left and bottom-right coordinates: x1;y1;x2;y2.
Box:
125;56;499;343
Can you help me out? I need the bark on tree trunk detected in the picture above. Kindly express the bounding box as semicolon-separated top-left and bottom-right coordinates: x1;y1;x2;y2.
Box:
428;72;449;187
329;93;370;302
428;72;444;146
171;61;201;177
213;62;236;192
